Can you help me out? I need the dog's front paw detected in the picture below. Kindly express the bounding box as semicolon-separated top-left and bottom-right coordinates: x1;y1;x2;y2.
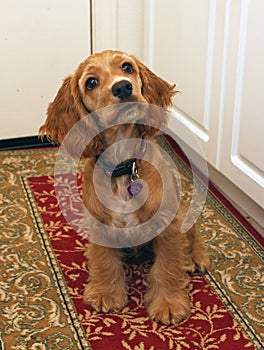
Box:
192;249;210;274
145;289;191;325
83;283;128;313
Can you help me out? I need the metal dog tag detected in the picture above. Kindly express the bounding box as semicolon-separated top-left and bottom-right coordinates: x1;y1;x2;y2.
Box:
127;161;143;198
127;180;143;198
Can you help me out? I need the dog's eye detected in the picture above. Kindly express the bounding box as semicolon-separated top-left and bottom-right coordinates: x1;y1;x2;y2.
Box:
86;77;99;90
122;62;134;74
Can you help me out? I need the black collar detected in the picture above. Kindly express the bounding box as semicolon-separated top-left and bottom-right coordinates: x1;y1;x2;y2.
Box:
94;156;135;177
94;137;147;178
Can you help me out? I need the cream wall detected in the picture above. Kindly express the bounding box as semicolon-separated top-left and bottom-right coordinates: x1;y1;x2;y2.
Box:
0;0;90;139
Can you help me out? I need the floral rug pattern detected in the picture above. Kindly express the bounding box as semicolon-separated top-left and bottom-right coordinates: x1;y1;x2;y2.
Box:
0;138;263;350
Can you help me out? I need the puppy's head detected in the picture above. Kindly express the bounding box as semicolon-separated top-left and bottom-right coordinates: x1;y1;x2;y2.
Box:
39;50;177;157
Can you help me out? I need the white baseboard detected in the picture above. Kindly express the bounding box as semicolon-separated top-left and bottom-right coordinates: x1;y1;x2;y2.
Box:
208;164;264;237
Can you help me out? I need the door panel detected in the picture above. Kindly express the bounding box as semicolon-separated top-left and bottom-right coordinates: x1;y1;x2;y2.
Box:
237;1;264;173
150;0;226;167
221;0;264;207
153;0;210;126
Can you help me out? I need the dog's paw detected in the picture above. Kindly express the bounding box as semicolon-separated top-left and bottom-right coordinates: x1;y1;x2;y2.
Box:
192;249;210;274
83;284;127;313
145;289;191;325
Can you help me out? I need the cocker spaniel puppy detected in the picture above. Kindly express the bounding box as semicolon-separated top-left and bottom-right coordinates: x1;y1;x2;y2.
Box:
40;50;209;325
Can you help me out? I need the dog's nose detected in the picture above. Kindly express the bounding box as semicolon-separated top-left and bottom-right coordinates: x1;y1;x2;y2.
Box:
112;80;133;100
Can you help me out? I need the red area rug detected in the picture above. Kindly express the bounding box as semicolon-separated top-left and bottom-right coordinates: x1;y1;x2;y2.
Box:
1;137;263;349
28;146;263;350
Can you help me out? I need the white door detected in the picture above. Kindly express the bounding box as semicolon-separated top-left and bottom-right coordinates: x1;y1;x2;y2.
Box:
92;0;264;209
0;0;90;139
149;0;264;208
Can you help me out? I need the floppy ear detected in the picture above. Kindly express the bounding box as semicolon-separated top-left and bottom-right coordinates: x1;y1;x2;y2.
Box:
39;75;103;158
133;57;177;109
39;75;80;143
132;56;177;137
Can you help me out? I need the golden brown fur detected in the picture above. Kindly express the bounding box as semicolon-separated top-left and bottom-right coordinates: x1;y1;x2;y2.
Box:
40;50;209;325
